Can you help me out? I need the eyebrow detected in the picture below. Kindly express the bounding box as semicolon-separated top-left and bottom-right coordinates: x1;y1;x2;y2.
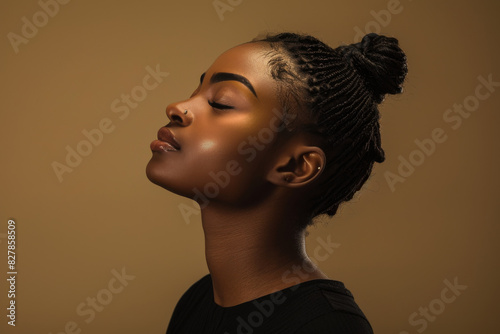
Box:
200;72;258;98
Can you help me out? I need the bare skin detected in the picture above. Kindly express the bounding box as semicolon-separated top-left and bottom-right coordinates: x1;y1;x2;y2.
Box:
147;42;331;307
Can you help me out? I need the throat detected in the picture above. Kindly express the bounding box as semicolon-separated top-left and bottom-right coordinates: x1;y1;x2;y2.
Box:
202;212;327;307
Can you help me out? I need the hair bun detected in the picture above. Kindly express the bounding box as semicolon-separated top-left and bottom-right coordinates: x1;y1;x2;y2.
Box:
345;33;408;103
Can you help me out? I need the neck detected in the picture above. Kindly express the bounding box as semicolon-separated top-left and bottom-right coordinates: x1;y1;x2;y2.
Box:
200;200;328;307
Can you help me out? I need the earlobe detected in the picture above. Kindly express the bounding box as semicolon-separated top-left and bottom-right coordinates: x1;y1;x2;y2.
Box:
267;146;326;188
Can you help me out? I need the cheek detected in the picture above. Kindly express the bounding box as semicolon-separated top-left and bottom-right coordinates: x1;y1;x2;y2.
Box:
183;130;274;202
184;132;248;180
194;131;279;198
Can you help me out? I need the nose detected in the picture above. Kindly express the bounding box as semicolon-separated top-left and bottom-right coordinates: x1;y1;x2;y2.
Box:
165;101;192;126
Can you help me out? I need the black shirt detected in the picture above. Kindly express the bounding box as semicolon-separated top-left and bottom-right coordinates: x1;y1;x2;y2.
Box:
166;274;374;333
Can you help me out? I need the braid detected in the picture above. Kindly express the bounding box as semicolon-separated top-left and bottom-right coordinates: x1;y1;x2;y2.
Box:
251;32;407;223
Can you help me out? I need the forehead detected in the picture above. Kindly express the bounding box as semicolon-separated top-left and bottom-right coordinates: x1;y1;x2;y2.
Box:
206;42;277;102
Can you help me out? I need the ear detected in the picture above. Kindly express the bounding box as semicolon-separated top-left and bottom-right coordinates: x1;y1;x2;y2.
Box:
266;145;326;188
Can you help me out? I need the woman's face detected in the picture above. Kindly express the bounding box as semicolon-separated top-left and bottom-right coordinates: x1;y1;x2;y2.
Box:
146;42;295;206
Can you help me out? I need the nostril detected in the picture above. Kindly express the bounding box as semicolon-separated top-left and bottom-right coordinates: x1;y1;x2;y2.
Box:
171;114;183;123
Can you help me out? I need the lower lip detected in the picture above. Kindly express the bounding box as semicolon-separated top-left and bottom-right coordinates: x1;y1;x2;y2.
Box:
150;140;179;153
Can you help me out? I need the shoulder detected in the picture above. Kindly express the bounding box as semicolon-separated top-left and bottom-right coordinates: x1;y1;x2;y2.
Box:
293;312;374;334
282;279;374;333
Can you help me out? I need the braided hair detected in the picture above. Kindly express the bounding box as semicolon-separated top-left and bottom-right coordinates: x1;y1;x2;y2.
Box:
250;32;408;223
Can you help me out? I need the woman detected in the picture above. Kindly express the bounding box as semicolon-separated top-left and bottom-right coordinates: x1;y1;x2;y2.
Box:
146;32;407;333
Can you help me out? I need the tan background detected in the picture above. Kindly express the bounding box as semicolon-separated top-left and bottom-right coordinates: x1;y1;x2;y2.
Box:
1;0;499;333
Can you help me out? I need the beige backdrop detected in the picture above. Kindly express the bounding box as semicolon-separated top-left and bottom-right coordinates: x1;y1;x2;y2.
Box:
1;0;499;333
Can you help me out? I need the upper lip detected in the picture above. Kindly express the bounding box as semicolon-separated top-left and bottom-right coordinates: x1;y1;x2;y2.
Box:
157;127;181;150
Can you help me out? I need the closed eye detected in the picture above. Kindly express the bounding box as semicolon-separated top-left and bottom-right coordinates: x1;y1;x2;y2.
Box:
208;100;234;110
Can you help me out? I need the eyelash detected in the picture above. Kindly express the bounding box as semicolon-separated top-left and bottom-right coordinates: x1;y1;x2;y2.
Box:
208;100;234;111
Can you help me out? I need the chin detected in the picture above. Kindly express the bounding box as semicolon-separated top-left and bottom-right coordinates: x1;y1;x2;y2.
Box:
146;159;173;188
145;159;195;199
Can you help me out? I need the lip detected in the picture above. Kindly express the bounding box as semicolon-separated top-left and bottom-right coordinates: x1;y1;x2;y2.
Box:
151;127;181;153
150;139;179;153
